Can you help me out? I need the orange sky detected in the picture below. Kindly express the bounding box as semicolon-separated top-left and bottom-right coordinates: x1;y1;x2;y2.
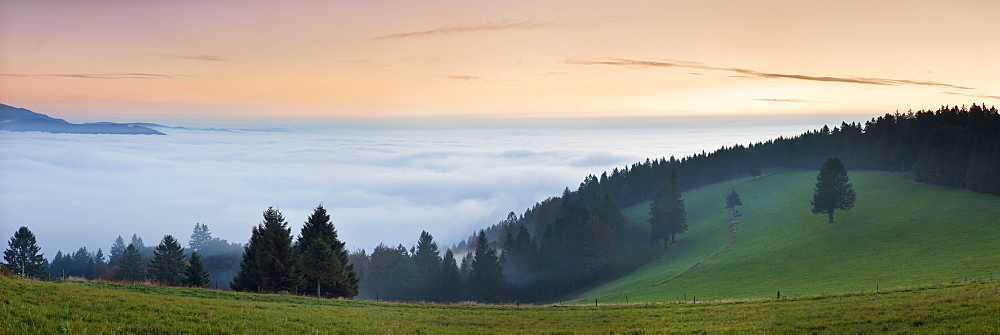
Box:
2;0;998;124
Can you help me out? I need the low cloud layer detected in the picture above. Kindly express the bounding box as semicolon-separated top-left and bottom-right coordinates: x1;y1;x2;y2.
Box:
570;57;974;90
0;124;821;255
374;19;550;40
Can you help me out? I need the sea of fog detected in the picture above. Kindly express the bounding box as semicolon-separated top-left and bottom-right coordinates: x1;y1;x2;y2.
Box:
0;121;846;255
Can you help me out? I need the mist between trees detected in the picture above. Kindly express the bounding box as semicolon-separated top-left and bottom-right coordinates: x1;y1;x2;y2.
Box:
3;104;997;303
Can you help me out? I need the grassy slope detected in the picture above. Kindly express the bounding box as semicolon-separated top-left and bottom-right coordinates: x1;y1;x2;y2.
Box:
1;276;998;333
570;171;1000;304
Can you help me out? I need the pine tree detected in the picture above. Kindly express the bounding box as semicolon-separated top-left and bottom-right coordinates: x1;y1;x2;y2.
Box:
109;235;126;266
116;244;146;281
189;223;213;253
295;205;357;298
3;226;47;278
413;230;442;301
439;249;462;302
150;235;187;285
649;171;687;250
298;240;345;298
130;234;145;251
49;251;66;279
469;231;506;302
186;252;211;287
749;163;762;180
726;189;743;213
811;157;857;223
231;207;299;293
91;248;109;279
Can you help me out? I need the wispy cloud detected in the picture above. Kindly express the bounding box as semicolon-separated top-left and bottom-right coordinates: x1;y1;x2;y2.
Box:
751;98;826;103
1;73;177;79
943;91;1000;100
139;53;227;62
569;57;974;90
444;75;481;81
374;19;550;40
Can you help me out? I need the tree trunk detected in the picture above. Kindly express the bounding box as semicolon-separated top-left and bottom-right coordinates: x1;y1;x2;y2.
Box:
316;280;321;298
827;210;834;224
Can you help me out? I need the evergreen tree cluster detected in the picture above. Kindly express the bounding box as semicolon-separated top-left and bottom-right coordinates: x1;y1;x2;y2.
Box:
230;206;358;298
350;230;507;303
572;104;1000;209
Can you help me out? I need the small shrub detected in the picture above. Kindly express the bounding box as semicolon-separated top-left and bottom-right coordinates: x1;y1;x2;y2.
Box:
0;264;11;277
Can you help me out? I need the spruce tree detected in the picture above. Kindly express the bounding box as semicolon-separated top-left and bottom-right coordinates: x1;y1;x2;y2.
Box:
109;235;126;266
298;240;345;298
150;235;187;285
189;223;213;253
116;244;146;281
649;171;687;249
749;163;762;180
186;252;211;287
295;205;357;298
469;231;506;302
231;207;299;293
130;234;145;251
726;189;743;213
439;249;462;302
811;157;857;223
49;251;66;279
3;226;47;278
413;230;442;301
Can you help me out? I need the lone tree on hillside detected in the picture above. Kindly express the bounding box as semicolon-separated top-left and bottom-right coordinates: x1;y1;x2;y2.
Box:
749;163;762;180
726;189;743;214
811;157;857;224
3;226;47;278
649;171;687;250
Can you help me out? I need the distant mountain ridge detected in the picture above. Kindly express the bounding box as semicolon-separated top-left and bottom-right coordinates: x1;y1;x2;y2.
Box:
0;104;165;135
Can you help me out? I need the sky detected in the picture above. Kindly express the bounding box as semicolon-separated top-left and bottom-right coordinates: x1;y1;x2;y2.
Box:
2;0;999;125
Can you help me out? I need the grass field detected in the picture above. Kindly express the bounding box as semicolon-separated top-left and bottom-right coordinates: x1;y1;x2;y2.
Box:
1;275;998;333
568;171;1000;304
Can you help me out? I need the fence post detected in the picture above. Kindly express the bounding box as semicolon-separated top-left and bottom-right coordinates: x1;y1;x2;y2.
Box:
626;296;629;304
776;291;780;299
595;299;598;307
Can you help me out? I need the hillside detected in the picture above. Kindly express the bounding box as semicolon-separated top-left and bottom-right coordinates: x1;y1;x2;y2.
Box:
568;171;1000;304
0;103;164;135
1;275;997;332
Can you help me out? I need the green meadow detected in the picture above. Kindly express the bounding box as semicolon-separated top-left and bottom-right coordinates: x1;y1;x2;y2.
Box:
1;275;997;333
569;171;1000;304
